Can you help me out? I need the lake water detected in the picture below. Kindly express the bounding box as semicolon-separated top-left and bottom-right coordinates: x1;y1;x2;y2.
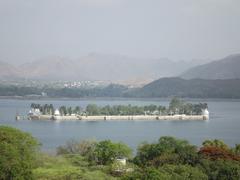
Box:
0;98;240;152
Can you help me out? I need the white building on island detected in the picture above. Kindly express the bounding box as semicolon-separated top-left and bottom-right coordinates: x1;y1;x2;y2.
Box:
28;108;41;116
202;109;209;120
54;109;60;116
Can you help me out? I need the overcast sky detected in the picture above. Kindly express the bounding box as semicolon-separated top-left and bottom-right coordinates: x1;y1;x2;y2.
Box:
0;0;240;64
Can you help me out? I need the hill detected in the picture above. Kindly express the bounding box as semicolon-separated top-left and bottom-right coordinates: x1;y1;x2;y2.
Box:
180;54;240;79
0;61;21;80
20;57;85;81
128;77;240;98
0;53;198;83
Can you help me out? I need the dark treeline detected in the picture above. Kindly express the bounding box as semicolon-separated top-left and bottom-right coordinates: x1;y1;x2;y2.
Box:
1;78;240;98
1;126;240;179
30;98;208;116
0;85;42;96
0;84;127;97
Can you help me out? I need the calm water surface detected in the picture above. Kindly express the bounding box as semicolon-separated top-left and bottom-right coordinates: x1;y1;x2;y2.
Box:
0;98;240;151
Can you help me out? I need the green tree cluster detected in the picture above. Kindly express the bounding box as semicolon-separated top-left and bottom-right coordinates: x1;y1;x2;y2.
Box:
31;103;54;115
169;97;208;115
130;136;240;180
30;98;208;117
3;125;240;179
86;104;166;116
57;139;132;166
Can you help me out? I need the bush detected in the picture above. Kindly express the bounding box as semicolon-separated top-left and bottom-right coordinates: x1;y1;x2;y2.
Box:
198;159;240;180
94;140;132;165
57;139;132;166
0;126;39;180
134;136;198;167
122;165;207;180
33;153;116;180
57;139;96;155
199;146;240;161
160;164;208;180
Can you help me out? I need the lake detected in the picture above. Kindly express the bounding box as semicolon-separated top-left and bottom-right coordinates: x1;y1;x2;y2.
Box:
0;98;240;152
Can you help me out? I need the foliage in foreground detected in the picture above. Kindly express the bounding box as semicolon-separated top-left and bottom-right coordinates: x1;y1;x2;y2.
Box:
57;139;132;165
122;164;208;180
33;154;115;180
0;126;39;180
1;125;240;180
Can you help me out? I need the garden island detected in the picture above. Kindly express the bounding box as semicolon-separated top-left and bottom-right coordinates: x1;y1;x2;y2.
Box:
27;98;209;121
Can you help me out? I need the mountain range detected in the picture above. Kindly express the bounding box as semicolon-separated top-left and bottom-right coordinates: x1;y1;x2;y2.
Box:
0;53;200;84
1;53;240;84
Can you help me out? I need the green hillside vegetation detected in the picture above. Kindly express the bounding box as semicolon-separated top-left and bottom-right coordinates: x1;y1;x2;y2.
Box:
1;126;240;180
130;77;240;98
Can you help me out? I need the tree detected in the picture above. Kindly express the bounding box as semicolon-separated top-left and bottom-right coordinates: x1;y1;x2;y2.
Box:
0;126;39;180
86;104;100;115
158;106;167;115
169;97;184;114
183;103;193;115
67;107;72;115
59;106;67;115
123;165;207;180
57;139;97;162
31;103;36;109
233;144;240;155
43;104;48;115
202;139;229;150
134;136;198;167
192;104;203;115
160;164;208;180
49;104;54;115
74;106;81;115
199;146;240;161
57;139;82;155
57;139;132;165
94;140;132;165
198;159;240;180
150;153;180;167
143;167;171;180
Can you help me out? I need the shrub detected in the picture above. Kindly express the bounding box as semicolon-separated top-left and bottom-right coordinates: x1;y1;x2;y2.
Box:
199;146;240;161
134;136;198;167
198;159;240;180
159;164;208;180
94;140;132;165
0;126;39;180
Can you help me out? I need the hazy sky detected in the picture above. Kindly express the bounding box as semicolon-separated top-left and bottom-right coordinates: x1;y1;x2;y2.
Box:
0;0;240;64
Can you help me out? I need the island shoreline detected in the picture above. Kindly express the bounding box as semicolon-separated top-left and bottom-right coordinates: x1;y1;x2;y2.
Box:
28;114;209;121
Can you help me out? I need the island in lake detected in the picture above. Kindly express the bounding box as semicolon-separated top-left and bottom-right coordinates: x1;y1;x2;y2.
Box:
26;98;209;121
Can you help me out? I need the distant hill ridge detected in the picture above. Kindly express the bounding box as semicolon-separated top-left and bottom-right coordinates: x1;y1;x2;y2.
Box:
0;61;21;80
0;53;200;83
1;53;240;83
180;54;240;80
